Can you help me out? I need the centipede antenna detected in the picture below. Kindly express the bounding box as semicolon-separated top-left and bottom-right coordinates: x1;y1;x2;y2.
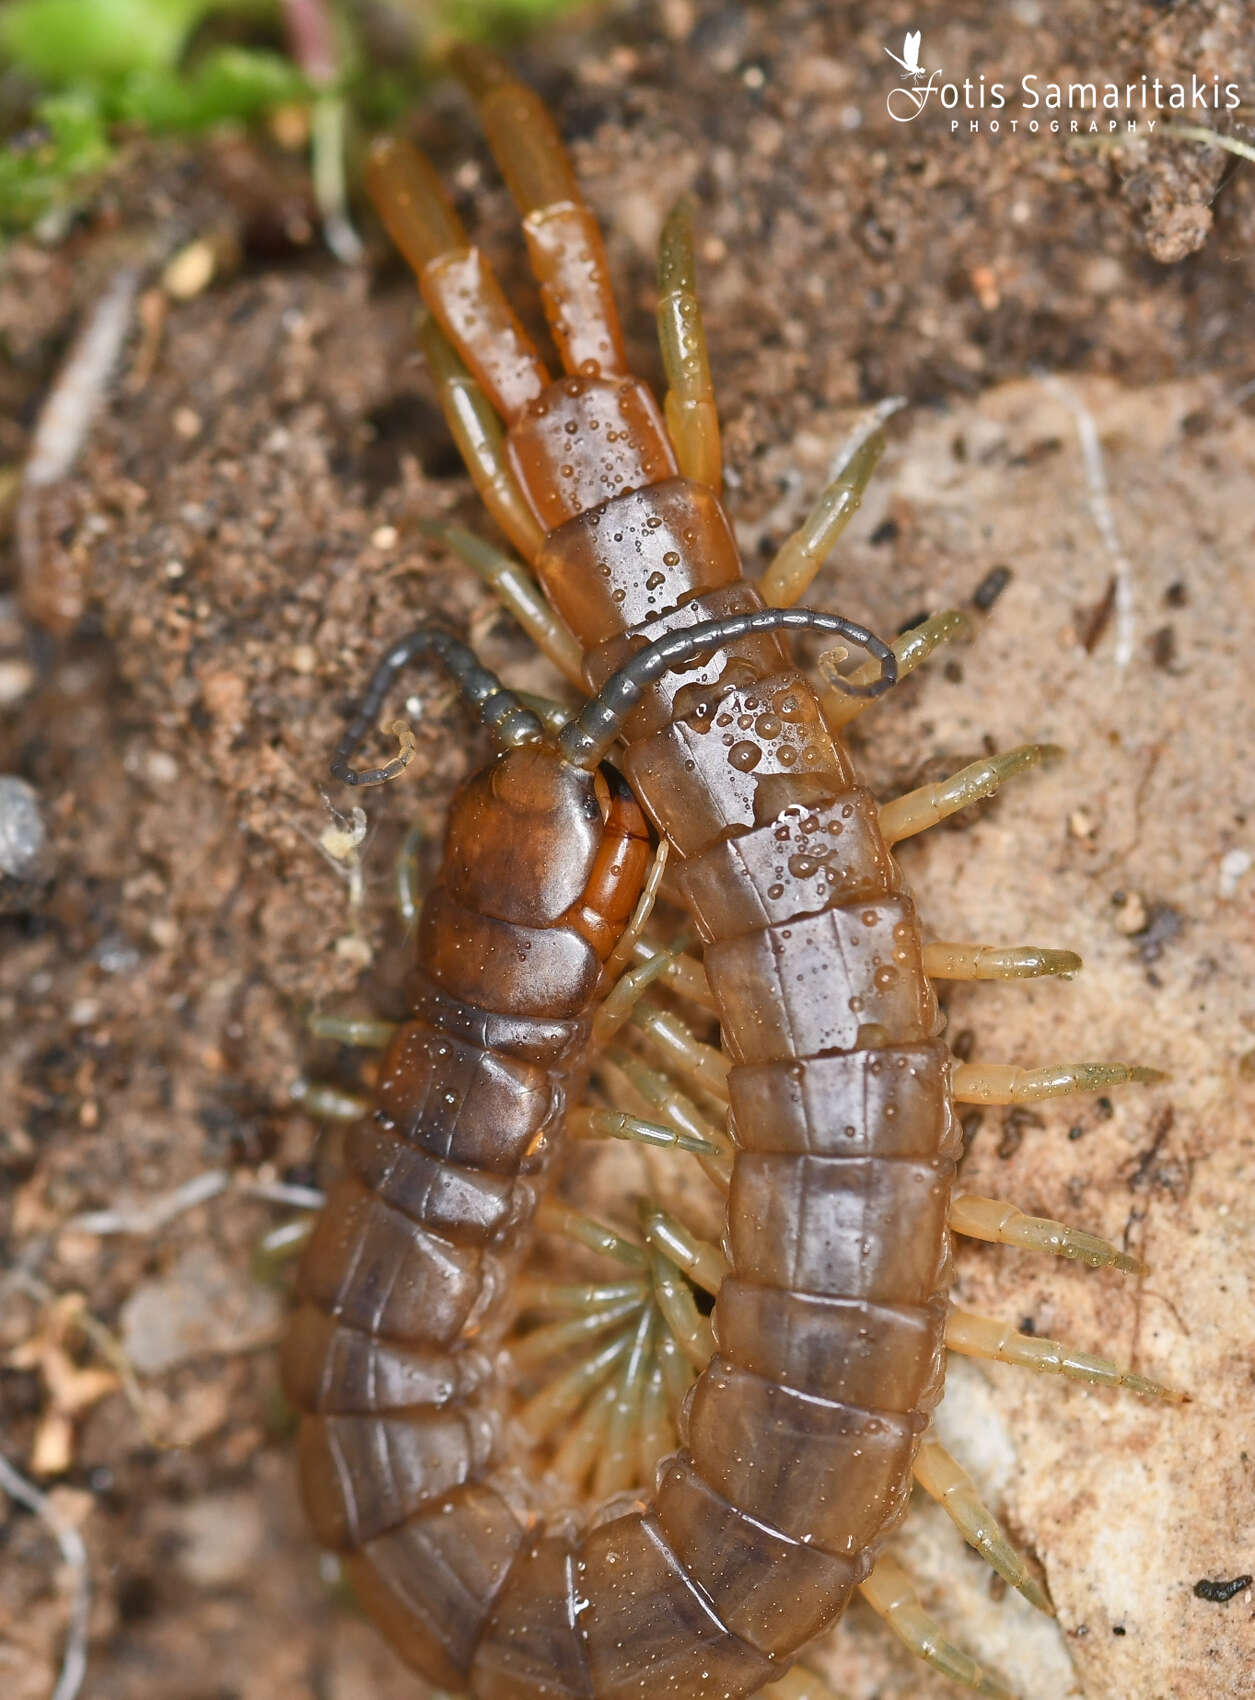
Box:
332;626;544;785
559;607;897;770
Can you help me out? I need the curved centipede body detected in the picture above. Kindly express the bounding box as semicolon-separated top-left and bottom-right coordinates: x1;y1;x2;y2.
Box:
285;50;1178;1700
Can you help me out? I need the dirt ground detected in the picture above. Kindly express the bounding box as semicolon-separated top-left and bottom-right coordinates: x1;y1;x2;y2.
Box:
2;3;1254;1699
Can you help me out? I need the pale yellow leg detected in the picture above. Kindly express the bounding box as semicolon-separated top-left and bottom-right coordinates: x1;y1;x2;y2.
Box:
252;1217;315;1281
548;1366;623;1486
516;1328;635;1447
945;1308;1184;1400
629;1001;731;1102
952;1060;1167;1104
648;1249;715;1369
508;1295;645;1376
429;519;583;685
594;947;676;1045
417;315;546;564
601;1051;733;1191
306;1015;398;1047
290;1080;370;1120
761;431;886;608
880;744;1063;845
594;1309;655;1498
657;197;722;491
640;1203;729;1296
513;1276;647;1316
859;1554;1017;1700
823;608;969;730
924;942;1081;979
635;1358;676;1487
655;1324;696;1412
913;1436;1052;1613
631;933;717;1010
949;1192;1144;1273
535;1201;649;1269
602;839;669;983
570;1105;718;1157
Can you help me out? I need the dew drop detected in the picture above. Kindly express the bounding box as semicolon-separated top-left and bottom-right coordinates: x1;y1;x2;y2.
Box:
728;741;761;771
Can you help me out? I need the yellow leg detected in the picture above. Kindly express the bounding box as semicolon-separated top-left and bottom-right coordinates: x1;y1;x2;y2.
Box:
879;744;1063;845
945;1309;1184;1400
760;429;886;608
913;1436;1052;1613
924;942;1081;979
629;1001;730;1102
859;1553;1017;1700
602;839;669;983
429;520;583;684
657;197;722;490
823;608;969;730
949;1192;1143;1273
648;1249;715;1369
416;318;545;563
570;1105;718;1157
639;1202;729;1295
631;934;717;1010
952;1060;1167;1104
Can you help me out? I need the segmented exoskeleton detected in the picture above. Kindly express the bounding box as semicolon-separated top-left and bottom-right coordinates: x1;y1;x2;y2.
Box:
285;50;1178;1700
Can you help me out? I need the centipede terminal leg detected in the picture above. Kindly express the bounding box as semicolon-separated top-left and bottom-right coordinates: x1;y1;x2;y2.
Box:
454;45;629;380
364;137;550;422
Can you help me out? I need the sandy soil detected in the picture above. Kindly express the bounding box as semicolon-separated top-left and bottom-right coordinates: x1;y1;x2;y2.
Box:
2;3;1253;1699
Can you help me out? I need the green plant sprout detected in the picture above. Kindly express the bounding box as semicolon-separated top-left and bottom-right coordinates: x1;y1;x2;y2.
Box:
0;0;585;241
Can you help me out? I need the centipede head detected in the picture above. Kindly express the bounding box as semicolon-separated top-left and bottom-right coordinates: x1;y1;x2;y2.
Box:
440;746;651;952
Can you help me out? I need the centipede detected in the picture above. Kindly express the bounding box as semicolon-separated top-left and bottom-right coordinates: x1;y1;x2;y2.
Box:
282;49;1180;1700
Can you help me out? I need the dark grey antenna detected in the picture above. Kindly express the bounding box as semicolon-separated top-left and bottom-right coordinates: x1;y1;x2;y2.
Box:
558;607;895;771
332;626;544;785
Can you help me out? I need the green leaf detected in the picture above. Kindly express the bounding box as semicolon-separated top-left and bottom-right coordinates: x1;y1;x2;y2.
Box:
0;0;255;84
0;91;113;233
111;47;309;131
